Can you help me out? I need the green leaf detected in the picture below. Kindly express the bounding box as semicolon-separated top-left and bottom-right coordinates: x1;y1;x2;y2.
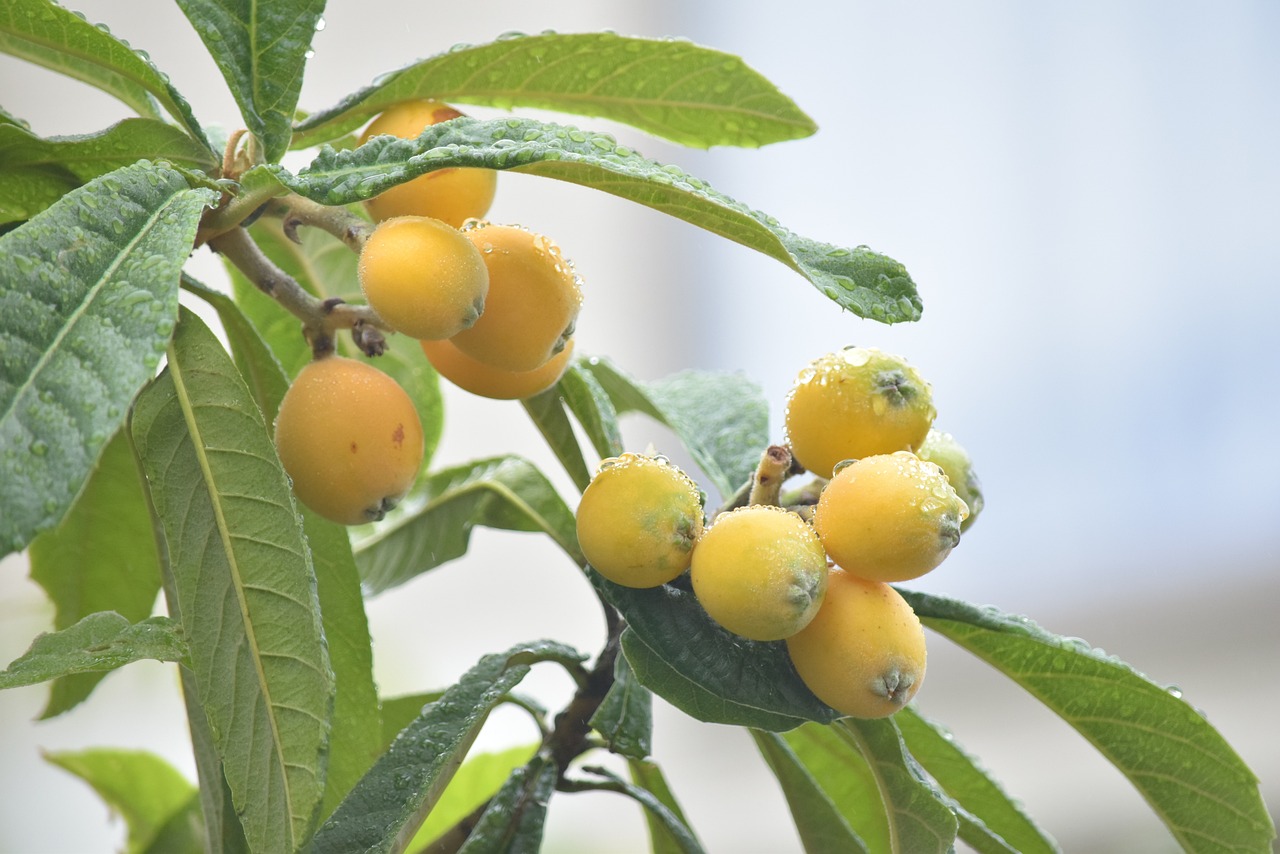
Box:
175;665;250;854
752;729;871;854
304;508;383;822
521;386;592;492
408;743;539;851
605;578;837;730
265;119;922;323
456;754;558;854
309;641;584;854
28;429;162;717
0;612;185;690
779;723;890;853
0;0;209;147
44;748;197;854
130;308;334;853
0;160;215;555
557;359;623;459
353;455;580;595
174;0;325;163
576;765;706;854
896;707;1059;854
583;358;767;499
902;591;1277;854
180;274;291;423
627;759;698;854
0;163;79;225
839;719;959;854
0;119;218;183
139;794;205;854
379;692;441;753
291;32;816;150
589;652;653;760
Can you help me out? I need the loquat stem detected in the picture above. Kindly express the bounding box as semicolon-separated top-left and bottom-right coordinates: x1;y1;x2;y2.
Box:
748;444;794;506
208;226;390;358
273;195;374;254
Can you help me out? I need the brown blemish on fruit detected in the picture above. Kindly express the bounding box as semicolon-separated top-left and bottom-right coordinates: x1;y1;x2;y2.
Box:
350;442;358;454
392;424;405;448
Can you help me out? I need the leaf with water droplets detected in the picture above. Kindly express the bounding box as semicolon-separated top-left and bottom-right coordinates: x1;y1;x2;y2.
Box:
0;119;218;188
174;0;325;163
266;117;921;323
309;641;585;854
0;0;210;149
0;160;216;556
292;32;815;150
0;612;186;690
130;308;334;853
902;590;1276;854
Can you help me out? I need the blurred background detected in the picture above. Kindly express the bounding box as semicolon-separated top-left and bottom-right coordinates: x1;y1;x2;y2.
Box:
2;1;1277;851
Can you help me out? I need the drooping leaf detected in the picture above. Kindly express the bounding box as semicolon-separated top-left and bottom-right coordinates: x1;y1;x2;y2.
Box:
604;577;837;730
258;118;922;324
174;0;325;163
584;358;768;499
353;455;580;594
0;0;209;147
309;641;585;854
777;722;890;853
839;719;959;854
43;748;198;854
130;308;333;853
588;651;653;760
0;160;215;555
752;729;871;854
408;743;539;851
0;612;185;690
896;708;1059;854
575;765;706;854
28;429;162;717
0;119;218;183
291;31;816;150
521;387;592;492
557;359;623;459
627;759;698;854
902;590;1277;854
456;754;558;854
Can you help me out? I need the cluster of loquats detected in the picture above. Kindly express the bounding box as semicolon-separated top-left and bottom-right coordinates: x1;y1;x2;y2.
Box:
273;100;583;526
576;346;984;720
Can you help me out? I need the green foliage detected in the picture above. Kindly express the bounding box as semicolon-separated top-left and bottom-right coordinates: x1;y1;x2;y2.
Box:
292;32;816;150
130;309;333;853
0;0;209;146
44;748;202;854
174;0;326;164
0;161;214;555
0;5;1273;853
0;613;186;690
260;118;922;323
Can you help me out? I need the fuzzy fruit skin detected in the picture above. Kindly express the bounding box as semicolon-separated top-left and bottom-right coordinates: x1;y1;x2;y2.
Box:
784;347;936;478
359;100;497;227
576;454;704;588
274;356;424;526
422;337;574;400
814;451;967;583
786;569;926;719
358;216;489;340
451;222;583;372
917;429;984;532
691;505;829;641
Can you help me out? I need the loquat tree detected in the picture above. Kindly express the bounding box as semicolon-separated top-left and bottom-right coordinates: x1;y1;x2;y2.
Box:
0;2;1273;852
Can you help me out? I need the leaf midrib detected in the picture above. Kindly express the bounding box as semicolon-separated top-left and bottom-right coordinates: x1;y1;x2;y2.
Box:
165;347;297;847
